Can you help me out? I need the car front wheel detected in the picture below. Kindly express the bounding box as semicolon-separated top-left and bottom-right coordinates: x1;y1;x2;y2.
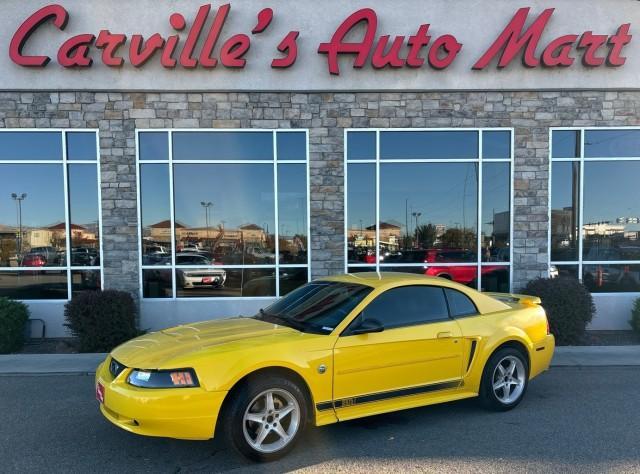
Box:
479;347;529;411
221;375;308;462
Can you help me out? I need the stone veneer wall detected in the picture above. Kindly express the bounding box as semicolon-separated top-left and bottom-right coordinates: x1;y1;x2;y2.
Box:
1;91;639;295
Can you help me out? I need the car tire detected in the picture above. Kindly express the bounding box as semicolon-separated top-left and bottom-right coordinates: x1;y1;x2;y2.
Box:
221;375;308;462
479;347;529;412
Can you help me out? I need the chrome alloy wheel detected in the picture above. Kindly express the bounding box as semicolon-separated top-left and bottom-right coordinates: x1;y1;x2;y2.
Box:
242;389;301;454
492;355;526;404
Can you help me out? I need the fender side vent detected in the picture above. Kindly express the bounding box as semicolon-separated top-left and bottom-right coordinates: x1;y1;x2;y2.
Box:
466;340;477;372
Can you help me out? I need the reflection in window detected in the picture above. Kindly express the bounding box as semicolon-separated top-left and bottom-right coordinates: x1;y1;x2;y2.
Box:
348;266;376;274
67;132;97;161
173;164;276;265
71;270;101;296
380;163;478;263
346;129;512;291
482;163;510;262
139;132;169;161
172;131;273;160
552;130;580;158
551;265;579;279
347;164;376;265
380;131;478;160
140;164;172;265
585;130;640;158
483;131;511;159
480;266;510;292
278;165;307;264
138;130;309;299
0;130;101;300
68;165;100;267
277;132;307;161
143;269;173;298
425;266;478;289
583;264;640;293
177;268;276;298
551;162;580;261
0;132;62;161
0;165;66;267
0;270;68;300
550;128;640;294
583;162;640;261
347;132;376;160
279;268;308;296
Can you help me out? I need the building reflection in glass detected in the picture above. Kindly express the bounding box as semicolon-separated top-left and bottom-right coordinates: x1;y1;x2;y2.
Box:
346;129;512;291
138;130;310;299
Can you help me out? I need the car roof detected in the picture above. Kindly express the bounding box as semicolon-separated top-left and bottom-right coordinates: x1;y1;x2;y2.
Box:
321;272;446;288
319;272;511;314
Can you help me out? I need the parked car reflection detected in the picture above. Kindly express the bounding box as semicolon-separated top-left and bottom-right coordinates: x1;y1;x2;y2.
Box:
175;253;226;290
583;264;640;293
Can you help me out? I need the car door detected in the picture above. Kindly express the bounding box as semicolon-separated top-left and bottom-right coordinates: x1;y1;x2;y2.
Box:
332;285;465;420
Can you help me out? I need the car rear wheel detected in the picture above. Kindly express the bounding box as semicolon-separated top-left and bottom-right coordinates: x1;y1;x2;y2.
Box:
479;347;529;411
221;375;308;462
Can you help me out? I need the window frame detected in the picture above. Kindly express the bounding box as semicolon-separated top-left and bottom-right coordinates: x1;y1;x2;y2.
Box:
549;126;640;295
344;128;514;292
0;128;103;302
135;129;311;301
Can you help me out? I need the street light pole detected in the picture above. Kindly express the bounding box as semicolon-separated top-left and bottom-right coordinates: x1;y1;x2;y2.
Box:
412;211;422;246
200;201;212;250
11;193;27;256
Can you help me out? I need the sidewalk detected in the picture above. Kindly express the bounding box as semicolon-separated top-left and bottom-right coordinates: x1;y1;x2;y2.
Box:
0;353;106;375
550;346;640;367
0;346;638;375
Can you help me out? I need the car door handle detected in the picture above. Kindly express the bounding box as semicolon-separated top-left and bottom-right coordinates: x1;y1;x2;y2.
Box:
437;331;452;339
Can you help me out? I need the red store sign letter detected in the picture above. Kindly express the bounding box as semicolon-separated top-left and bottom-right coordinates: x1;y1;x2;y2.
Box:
10;4;69;67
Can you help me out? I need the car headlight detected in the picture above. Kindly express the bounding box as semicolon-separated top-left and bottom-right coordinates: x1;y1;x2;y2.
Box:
127;368;199;388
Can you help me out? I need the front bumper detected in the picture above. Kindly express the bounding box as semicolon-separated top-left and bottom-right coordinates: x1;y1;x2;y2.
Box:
95;359;228;440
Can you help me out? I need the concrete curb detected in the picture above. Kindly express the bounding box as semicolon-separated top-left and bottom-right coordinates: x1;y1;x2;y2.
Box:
0;346;638;376
0;353;106;376
550;346;640;367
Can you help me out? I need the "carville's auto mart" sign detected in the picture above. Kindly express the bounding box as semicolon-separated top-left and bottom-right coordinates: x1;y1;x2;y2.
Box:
10;3;632;73
1;0;637;91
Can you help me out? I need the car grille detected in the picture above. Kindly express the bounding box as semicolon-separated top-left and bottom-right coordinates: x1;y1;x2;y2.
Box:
109;358;127;378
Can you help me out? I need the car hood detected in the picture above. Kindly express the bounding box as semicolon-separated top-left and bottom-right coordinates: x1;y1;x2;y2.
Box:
110;317;298;369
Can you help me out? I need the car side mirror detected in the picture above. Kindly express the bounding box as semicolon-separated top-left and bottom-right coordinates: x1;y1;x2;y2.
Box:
349;318;384;336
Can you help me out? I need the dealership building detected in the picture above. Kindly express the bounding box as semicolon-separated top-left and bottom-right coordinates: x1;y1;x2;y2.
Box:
0;0;639;336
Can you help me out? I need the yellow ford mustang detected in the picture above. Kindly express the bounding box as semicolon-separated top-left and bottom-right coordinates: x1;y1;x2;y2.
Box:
96;273;554;461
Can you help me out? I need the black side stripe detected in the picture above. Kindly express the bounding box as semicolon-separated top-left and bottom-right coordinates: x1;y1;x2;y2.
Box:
467;340;477;372
316;380;462;412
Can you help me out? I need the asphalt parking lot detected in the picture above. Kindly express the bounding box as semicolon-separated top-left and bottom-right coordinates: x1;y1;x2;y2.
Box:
1;367;638;473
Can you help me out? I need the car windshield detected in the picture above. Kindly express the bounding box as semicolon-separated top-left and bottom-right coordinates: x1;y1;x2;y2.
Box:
253;281;373;335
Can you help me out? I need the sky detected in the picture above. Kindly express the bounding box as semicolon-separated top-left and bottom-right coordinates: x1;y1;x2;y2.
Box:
347;162;509;235
141;163;308;235
0;164;98;229
553;160;640;231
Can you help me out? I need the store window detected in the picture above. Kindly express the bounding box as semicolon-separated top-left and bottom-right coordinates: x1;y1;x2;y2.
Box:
0;130;102;300
345;129;513;292
137;130;310;299
550;128;640;293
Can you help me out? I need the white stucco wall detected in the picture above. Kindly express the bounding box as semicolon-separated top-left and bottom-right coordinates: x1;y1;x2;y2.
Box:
0;0;638;91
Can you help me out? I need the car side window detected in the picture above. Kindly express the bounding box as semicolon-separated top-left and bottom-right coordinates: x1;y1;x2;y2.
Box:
444;288;478;318
359;285;449;330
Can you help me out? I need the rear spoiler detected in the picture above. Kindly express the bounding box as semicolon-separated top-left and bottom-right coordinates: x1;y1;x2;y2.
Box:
485;292;542;308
